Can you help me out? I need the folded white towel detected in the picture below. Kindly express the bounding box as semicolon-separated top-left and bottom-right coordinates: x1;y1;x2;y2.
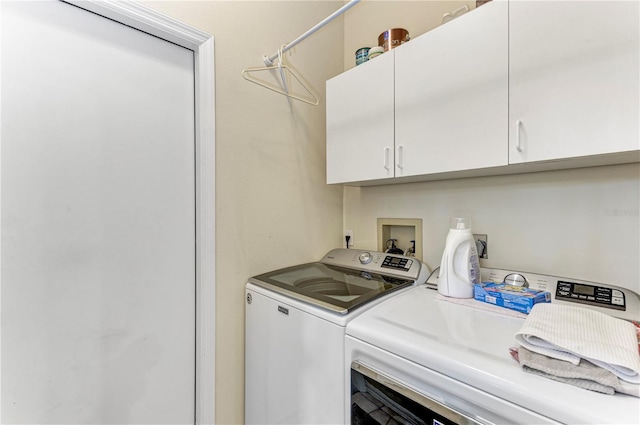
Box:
515;303;640;384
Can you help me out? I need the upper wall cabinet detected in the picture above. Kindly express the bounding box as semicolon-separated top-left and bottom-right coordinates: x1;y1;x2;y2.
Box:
394;0;508;178
326;0;508;185
326;0;640;186
509;0;639;164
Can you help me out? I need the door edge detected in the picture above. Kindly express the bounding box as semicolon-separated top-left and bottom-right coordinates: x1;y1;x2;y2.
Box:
59;2;216;424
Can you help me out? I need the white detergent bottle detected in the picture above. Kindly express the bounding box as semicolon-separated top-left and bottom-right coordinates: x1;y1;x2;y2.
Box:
438;217;480;298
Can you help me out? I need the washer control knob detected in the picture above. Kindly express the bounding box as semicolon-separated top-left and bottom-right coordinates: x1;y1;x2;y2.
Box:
359;252;373;264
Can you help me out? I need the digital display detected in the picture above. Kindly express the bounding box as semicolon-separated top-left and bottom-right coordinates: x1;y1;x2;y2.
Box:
573;284;595;296
381;256;411;271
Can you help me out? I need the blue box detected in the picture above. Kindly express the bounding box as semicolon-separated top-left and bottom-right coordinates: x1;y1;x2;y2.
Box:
473;282;551;314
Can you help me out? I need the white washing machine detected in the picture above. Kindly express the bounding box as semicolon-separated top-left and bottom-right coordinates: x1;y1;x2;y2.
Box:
345;268;640;425
245;248;429;425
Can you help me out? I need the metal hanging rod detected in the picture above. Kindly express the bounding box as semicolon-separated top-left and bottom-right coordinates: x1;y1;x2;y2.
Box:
262;0;361;66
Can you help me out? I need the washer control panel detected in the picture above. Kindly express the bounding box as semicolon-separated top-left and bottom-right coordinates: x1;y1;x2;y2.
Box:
555;281;625;311
381;255;413;271
321;249;424;282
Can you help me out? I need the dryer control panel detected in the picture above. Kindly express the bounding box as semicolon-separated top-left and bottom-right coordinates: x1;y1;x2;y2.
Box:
555;281;626;311
481;268;640;322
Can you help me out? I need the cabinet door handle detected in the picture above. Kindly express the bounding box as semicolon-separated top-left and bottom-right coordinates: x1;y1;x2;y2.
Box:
397;145;404;169
515;120;524;152
383;147;391;170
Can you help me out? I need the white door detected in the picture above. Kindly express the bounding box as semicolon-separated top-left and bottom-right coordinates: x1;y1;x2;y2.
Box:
326;51;395;184
1;1;196;423
509;0;640;164
394;0;508;176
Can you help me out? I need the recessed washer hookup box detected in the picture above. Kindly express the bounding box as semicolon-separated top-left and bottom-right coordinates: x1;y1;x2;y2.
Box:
474;283;551;314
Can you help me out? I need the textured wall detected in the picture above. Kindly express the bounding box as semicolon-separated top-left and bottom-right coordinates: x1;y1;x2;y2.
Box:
144;2;345;423
343;163;640;292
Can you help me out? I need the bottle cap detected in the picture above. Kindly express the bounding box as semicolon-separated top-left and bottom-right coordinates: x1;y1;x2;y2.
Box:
450;217;471;230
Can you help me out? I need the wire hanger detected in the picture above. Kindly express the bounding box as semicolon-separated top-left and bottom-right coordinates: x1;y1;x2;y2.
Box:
241;46;320;107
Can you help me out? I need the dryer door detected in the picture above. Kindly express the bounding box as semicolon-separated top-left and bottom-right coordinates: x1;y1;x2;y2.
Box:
351;362;481;425
345;336;561;425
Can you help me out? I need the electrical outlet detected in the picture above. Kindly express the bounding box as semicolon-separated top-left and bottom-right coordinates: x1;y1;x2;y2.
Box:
345;229;354;247
474;234;488;259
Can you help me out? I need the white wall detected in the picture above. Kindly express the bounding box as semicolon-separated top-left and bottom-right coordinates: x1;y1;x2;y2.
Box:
343;164;640;291
143;2;344;424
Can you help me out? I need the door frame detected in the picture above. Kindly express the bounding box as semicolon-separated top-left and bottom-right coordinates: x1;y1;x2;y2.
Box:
58;1;216;422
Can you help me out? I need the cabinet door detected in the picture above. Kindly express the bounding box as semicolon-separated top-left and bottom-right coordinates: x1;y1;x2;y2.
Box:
326;51;395;184
394;0;508;177
509;0;640;164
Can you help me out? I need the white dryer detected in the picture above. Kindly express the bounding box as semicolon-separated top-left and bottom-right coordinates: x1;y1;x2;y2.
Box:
245;249;428;424
345;268;640;425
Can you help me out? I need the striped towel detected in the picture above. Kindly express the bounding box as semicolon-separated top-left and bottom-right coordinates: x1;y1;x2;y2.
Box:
515;303;640;384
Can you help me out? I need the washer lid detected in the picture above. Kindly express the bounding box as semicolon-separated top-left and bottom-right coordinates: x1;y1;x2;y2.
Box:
249;261;413;314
